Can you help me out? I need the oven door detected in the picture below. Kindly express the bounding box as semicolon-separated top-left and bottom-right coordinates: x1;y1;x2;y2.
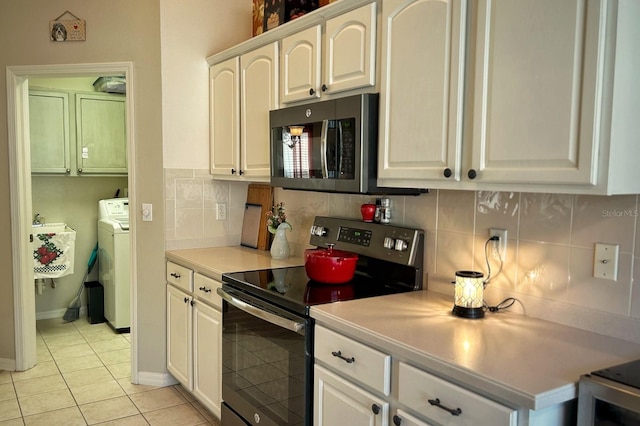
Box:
578;374;640;425
217;285;313;426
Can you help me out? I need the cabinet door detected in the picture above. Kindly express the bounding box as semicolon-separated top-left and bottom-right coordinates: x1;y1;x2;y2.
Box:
75;93;127;174
29;91;72;174
281;25;322;104
323;3;377;95
241;42;279;180
166;285;193;390
469;0;603;185
378;0;466;182
210;57;241;177
315;365;388;426
193;300;222;417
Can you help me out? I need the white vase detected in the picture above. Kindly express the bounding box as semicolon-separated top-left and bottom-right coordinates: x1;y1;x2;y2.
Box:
270;223;291;259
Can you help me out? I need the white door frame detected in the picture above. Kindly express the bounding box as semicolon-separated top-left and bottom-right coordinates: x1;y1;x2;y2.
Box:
6;63;138;379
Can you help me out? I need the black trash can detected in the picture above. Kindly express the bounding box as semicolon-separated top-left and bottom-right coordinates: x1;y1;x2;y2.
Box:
84;281;105;324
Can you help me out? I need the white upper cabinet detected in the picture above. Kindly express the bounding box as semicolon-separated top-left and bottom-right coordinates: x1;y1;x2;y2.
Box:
378;0;640;195
210;43;278;181
75;93;127;175
281;3;376;104
29;90;72;174
469;0;601;186
209;57;240;178
281;25;322;103
378;0;465;182
30;90;127;176
241;42;279;179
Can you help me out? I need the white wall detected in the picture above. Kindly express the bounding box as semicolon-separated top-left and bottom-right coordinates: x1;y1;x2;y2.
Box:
161;0;252;170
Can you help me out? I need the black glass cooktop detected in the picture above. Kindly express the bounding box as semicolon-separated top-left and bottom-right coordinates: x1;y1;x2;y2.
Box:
592;359;640;389
222;266;414;316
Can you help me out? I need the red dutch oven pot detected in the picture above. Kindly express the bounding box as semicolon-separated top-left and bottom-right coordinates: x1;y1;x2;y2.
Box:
304;244;358;284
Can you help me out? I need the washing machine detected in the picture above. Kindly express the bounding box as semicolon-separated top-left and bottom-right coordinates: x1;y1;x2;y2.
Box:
98;198;130;332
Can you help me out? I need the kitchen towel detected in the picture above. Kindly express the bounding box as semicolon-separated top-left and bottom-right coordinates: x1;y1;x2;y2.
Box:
33;230;76;278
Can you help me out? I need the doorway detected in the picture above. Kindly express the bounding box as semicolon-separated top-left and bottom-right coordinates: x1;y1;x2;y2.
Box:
6;63;137;378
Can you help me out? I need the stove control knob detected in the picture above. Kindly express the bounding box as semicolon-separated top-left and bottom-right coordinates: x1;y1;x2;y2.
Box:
394;239;408;252
383;237;395;249
311;225;327;236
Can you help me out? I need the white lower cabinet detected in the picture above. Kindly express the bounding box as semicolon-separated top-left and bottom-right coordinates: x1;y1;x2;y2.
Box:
315;365;388;426
314;325;518;426
397;362;517;426
166;264;222;417
392;409;431;426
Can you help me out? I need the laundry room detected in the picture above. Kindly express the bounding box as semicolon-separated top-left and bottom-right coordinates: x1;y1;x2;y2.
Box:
30;76;129;329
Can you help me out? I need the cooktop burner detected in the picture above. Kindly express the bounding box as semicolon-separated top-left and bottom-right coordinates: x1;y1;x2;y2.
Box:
592;359;640;389
223;266;415;316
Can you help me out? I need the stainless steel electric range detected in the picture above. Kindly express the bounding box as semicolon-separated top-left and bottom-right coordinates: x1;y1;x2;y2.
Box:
218;216;425;426
578;358;640;424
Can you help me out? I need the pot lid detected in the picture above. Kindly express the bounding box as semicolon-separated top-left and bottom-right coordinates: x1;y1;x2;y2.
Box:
305;246;358;259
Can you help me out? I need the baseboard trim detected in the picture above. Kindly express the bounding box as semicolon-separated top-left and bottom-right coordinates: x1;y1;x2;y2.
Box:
136;370;179;387
36;307;87;321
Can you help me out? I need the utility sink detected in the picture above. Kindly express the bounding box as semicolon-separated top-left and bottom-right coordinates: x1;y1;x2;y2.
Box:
32;222;71;234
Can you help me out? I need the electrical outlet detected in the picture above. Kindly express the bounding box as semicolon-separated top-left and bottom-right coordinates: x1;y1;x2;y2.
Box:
216;203;227;221
489;228;507;261
593;243;619;281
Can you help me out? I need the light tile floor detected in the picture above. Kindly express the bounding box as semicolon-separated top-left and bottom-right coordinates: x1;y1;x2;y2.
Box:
0;317;221;426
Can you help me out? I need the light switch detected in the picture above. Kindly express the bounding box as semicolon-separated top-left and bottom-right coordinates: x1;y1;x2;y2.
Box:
142;203;153;222
593;243;619;281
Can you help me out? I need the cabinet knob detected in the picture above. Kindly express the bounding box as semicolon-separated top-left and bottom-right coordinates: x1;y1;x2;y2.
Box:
371;404;380;415
321;84;328;92
77;168;83;173
443;168;452;178
65;168;71;174
190;299;195;306
170;272;181;279
231;168;236;175
239;169;244;176
309;88;315;96
393;415;402;426
467;169;477;180
183;297;189;303
199;286;212;293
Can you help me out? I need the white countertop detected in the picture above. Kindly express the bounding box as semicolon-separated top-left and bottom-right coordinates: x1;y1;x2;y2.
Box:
166;246;305;281
310;290;640;411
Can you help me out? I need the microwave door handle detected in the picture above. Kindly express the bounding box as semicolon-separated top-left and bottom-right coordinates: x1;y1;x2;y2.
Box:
321;119;329;179
337;121;343;176
217;288;305;335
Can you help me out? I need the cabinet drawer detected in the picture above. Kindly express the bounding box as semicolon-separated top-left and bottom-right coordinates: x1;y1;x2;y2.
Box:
166;261;193;292
398;362;517;426
194;273;222;309
315;326;391;395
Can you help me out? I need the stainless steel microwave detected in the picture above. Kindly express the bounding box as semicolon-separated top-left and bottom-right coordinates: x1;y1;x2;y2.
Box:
269;94;422;195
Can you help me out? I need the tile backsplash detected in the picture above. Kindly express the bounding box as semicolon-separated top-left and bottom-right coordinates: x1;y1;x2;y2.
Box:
165;168;640;344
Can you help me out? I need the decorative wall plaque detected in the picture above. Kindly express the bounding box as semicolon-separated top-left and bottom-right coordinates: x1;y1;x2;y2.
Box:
50;11;86;42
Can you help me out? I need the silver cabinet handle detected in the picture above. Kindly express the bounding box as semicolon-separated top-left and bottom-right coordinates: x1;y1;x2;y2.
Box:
217;288;305;334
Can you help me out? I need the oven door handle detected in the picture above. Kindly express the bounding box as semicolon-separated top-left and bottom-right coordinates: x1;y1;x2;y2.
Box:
217;288;306;335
